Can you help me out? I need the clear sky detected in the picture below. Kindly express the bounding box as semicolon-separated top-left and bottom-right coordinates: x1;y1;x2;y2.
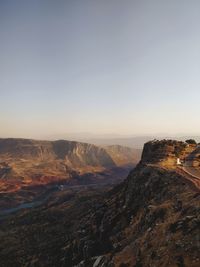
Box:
1;0;200;139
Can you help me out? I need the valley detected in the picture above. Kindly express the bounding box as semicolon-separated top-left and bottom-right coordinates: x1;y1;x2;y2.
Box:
0;139;199;267
0;138;141;211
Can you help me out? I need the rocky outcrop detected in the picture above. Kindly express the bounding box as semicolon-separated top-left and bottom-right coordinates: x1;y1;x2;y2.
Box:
141;139;197;167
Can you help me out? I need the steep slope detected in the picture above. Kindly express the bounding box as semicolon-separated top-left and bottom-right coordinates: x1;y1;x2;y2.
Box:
104;145;142;167
0;138;116;186
62;164;200;267
0;138;118;206
0;140;199;267
0;138;115;168
0;139;141;210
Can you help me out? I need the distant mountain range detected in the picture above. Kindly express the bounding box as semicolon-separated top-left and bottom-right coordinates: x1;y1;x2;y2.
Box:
82;135;200;149
41;133;200;149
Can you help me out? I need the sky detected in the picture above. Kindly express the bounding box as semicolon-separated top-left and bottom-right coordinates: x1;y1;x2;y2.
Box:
0;0;200;139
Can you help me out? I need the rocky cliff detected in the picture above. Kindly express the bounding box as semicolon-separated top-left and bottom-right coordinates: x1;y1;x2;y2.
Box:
0;138;117;187
0;138;115;168
141;139;197;168
0;138;119;196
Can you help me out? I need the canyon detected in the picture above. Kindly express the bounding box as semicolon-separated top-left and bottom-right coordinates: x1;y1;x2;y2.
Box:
0;138;141;210
0;139;199;267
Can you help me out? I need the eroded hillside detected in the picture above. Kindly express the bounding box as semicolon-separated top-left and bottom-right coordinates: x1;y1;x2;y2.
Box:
0;138;115;170
0;139;141;186
0;138;116;194
0;138;140;209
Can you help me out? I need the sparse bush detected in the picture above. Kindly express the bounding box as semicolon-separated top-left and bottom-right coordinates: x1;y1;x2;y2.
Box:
185;139;197;145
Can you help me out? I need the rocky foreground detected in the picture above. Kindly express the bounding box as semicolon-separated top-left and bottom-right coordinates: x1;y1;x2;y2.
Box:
0;140;199;267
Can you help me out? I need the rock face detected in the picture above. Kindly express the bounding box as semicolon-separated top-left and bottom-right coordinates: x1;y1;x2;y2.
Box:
104;145;142;167
0;138;117;198
0;138;115;168
0;138;117;188
0;138;142;209
0;140;199;267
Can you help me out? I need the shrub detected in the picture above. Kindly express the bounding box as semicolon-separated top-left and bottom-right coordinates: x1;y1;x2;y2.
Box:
185;139;197;145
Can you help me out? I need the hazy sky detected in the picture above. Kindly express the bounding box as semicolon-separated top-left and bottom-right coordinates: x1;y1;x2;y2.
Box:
1;0;200;139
